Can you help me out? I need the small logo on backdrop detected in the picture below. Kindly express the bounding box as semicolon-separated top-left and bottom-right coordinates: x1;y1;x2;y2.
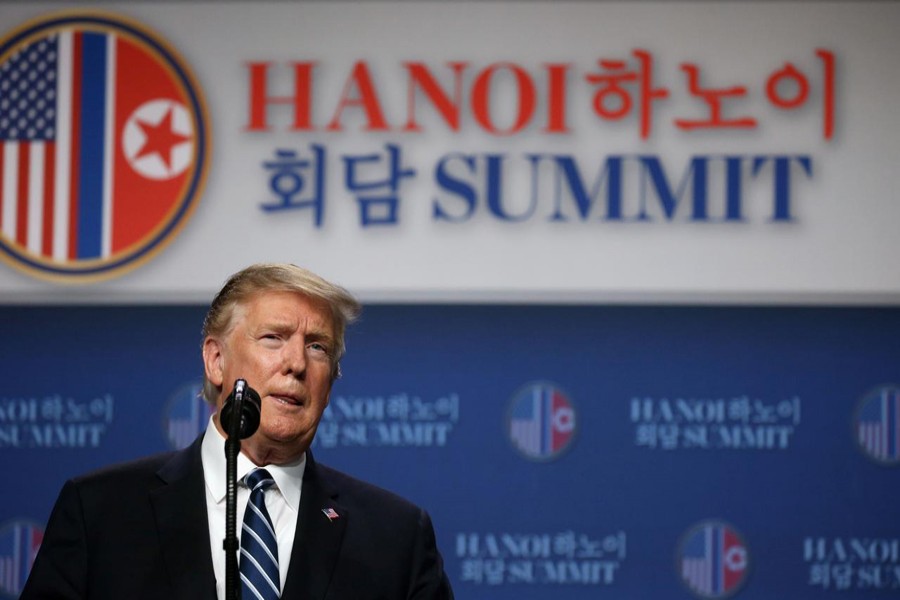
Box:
0;519;43;599
506;381;577;461
0;11;209;282
677;520;749;599
163;381;212;449
854;385;900;465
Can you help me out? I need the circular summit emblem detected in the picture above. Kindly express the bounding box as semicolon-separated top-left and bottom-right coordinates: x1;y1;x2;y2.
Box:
506;381;577;461
0;11;209;282
854;384;900;466
677;520;749;599
163;380;213;450
0;519;43;599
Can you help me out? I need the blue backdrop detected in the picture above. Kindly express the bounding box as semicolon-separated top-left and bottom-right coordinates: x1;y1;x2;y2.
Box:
2;304;898;598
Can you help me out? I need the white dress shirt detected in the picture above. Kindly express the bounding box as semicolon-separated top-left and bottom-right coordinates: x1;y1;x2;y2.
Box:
200;417;305;600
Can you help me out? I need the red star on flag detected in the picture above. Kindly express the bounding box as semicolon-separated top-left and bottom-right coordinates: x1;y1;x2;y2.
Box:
135;108;191;170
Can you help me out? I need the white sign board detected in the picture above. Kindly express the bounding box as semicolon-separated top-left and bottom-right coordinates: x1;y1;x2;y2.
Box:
0;2;897;304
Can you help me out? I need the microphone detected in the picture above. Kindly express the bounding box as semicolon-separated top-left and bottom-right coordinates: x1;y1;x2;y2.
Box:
221;379;261;600
220;379;261;439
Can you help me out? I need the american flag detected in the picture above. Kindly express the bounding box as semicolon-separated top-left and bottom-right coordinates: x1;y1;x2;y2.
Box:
510;384;549;457
167;383;213;450
682;524;722;596
680;523;746;597
858;387;900;462
0;522;42;597
0;34;66;259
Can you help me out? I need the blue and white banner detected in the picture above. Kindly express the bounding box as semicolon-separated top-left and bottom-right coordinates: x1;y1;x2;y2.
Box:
2;303;899;599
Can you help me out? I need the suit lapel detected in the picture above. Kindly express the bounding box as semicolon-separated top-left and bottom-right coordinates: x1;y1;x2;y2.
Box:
151;437;217;600
282;451;347;600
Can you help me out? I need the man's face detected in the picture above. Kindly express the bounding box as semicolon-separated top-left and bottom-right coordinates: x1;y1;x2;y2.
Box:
203;290;336;465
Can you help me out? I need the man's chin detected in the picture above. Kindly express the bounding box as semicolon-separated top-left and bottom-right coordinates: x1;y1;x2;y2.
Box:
256;418;311;444
244;427;312;463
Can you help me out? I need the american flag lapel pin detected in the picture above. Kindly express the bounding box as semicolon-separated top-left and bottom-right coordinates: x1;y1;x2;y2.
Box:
322;508;340;521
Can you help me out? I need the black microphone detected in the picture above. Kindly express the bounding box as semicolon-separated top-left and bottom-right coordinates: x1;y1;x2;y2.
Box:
220;379;261;439
221;379;261;600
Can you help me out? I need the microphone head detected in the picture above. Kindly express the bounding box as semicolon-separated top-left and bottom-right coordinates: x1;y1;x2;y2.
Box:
221;379;262;439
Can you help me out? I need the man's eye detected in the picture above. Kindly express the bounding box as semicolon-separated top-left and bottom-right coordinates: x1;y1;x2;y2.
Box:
309;342;329;354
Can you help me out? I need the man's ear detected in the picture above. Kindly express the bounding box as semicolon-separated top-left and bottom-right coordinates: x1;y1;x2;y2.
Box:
202;337;224;387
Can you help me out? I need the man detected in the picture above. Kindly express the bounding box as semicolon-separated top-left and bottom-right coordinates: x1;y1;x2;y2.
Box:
21;263;454;599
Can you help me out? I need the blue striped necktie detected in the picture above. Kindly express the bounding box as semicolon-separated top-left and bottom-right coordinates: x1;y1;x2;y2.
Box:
240;468;280;600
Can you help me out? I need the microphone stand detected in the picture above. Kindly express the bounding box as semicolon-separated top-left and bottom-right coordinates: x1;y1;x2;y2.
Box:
224;381;246;600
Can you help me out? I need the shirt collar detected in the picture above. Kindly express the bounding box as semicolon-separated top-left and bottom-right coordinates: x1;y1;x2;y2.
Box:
201;417;305;510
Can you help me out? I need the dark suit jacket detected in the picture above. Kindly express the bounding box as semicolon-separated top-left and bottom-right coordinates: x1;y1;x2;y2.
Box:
20;437;453;599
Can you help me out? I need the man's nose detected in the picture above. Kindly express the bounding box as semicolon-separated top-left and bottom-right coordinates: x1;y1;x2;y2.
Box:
282;337;307;376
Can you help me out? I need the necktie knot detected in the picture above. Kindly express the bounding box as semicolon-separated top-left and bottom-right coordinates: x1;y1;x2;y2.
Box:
245;468;276;493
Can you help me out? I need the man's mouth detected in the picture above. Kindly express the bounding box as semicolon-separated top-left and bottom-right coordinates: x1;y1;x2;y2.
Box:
269;394;303;407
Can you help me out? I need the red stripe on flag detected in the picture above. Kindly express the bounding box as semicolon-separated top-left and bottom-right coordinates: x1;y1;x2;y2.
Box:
42;142;56;257
551;390;573;450
68;32;83;260
723;528;744;589
16;141;29;246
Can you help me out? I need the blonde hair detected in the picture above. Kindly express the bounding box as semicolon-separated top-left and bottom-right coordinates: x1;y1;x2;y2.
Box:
201;263;361;403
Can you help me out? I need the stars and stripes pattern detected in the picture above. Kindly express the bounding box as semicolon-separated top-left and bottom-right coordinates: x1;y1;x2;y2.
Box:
857;386;900;463
241;468;280;600
680;523;746;598
682;524;723;596
0;33;69;261
166;383;214;450
0;522;42;597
